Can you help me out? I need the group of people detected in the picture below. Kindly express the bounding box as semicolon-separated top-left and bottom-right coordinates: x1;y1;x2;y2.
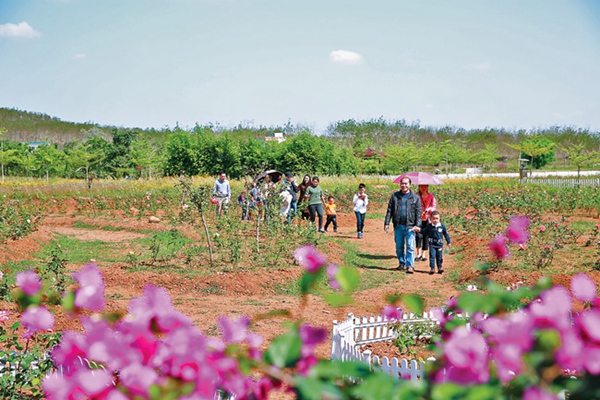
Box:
214;171;451;274
213;171;370;238
384;177;451;275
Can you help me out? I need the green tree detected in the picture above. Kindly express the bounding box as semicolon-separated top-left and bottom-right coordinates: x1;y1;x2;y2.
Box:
508;136;556;172
562;143;600;183
0;128;21;182
130;138;160;179
381;142;420;175
33;144;64;183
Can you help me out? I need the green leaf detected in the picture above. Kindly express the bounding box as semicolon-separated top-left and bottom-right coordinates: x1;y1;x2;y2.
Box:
61;291;75;311
264;328;302;368
324;293;353;307
402;294;424;315
310;360;371;380
300;269;324;294
385;294;403;304
10;321;20;330
335;265;360;292
431;382;468;399
350;373;399;400
294;376;344;400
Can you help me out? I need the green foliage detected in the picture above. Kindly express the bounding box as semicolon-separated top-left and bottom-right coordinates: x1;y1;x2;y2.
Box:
0;320;61;400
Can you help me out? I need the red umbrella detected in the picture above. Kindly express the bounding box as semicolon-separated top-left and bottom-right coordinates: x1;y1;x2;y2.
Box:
393;171;444;185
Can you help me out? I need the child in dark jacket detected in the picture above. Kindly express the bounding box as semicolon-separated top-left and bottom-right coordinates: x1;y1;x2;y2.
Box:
420;211;451;274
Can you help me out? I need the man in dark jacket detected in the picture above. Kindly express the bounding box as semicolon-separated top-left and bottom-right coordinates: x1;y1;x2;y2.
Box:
384;177;422;273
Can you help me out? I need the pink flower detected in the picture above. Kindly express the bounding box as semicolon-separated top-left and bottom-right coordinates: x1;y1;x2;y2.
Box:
571;273;597;303
439;326;489;384
0;270;3;280
465;215;473;220
555;223;560;228
489;234;510;259
506;215;530;244
218;315;250;343
0;310;9;323
530;286;572;331
539;225;546;232
466;285;478;292
16;270;42;296
382;305;401;321
523;386;559;400
21;305;54;338
326;264;340;290
299;324;327;357
293;245;327;273
72;263;105;312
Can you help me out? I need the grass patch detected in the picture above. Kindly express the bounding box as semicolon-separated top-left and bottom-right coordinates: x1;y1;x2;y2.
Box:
569;220;597;232
50;235;123;264
333;237;401;291
366;212;386;219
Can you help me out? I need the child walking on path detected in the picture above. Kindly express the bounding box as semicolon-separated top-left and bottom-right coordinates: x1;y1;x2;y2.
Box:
420;211;451;275
352;183;368;239
324;196;338;233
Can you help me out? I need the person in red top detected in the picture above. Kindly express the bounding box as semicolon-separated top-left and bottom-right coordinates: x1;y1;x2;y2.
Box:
415;184;437;261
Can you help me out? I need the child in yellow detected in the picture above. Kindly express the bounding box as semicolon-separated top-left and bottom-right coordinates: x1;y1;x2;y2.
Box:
324;196;338;233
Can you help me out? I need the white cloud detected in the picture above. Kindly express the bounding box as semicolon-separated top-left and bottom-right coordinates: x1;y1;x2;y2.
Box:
329;49;364;65
74;53;87;60
464;61;493;71
0;22;41;38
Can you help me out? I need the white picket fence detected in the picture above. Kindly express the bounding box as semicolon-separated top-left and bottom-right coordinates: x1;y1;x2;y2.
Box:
331;310;443;381
523;177;600;187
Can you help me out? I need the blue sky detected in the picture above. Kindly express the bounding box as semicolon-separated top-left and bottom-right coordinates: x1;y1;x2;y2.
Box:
1;0;599;133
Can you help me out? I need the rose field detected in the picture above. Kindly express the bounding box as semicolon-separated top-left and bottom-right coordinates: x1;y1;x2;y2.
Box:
1;175;600;399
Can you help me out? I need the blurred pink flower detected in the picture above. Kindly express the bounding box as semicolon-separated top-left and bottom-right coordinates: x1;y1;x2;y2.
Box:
326;264;340;290
16;270;42;296
382;305;401;321
0;310;9;323
489;234;510;259
440;326;489;384
539;225;546;232
523;386;559;400
299;324;327;358
21;305;54;338
506;216;530;244
530;286;572;331
465;215;473;220
72;263;105;312
0;270;3;280
571;273;597;302
293;245;327;273
218;315;250;343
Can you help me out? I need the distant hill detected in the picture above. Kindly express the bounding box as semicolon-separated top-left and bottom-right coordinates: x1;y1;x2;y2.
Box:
0;107;108;145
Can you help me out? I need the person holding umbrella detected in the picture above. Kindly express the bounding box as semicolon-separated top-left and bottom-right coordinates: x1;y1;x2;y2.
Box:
415;184;437;262
384;177;422;273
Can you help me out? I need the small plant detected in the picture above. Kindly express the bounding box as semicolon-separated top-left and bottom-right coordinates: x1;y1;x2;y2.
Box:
38;243;69;295
390;320;440;357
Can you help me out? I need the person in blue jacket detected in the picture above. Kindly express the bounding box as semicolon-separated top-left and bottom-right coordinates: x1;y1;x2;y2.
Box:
419;210;451;275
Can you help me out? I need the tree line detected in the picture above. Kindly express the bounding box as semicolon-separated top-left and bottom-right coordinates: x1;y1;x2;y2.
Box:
0;109;599;180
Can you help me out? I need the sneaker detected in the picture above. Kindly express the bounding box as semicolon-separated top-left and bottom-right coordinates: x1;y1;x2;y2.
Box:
395;264;405;271
406;268;414;274
437;269;444;274
358;232;363;239
421;257;427;261
415;256;422;262
334;228;338;233
318;229;325;233
429;270;435;275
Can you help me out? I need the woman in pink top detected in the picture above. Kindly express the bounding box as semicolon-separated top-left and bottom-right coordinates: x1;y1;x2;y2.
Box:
415;185;437;262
